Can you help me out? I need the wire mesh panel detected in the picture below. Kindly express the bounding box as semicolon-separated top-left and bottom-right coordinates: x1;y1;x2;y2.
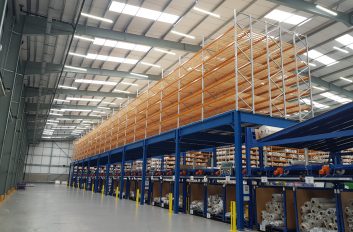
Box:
72;11;313;160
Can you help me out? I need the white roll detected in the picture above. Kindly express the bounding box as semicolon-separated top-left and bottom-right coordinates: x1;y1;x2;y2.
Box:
326;208;336;217
317;203;336;210
311;198;335;206
272;193;283;202
300;222;311;232
346;207;353;216
311;207;320;214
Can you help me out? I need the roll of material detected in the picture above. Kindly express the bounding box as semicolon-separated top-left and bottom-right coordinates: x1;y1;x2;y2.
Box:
272;193;283;202
304;201;312;208
311;207;320;214
326;208;336;216
328;223;337;231
300;222;311;232
348;217;353;223
311;198;335;206
317;203;336;210
346;207;353;216
301;204;311;214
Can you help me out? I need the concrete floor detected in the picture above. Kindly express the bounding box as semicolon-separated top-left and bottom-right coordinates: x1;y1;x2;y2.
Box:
0;184;230;232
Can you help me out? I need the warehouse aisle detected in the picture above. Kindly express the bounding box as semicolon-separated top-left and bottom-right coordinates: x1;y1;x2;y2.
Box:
0;184;230;232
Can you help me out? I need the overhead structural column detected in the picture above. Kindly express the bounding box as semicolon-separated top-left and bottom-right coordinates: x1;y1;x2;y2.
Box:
22;15;201;53
119;148;126;199
266;0;353;26
173;130;181;214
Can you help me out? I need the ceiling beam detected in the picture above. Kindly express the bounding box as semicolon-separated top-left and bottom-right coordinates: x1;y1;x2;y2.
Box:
24;61;161;81
25;86;135;98
26;113;103;120
266;0;353;26
22;15;201;53
25;103;114;111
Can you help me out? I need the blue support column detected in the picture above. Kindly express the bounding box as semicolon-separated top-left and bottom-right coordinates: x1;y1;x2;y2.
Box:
140;140;147;205
212;147;217;167
234;112;244;230
259;147;264;169
67;163;72;186
173;129;181;214
86;161;90;190
105;163;110;195
161;155;164;171
245;128;252;176
293;187;300;232
94;159;100;193
119;148;126;199
80;161;84;189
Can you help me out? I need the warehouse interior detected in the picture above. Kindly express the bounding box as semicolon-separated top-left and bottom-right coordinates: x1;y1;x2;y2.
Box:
1;0;353;231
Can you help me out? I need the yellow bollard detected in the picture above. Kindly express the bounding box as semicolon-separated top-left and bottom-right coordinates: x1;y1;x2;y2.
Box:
92;184;94;193
230;201;237;232
136;189;140;207
169;193;173;214
101;185;105;197
83;183;86;191
116;187;119;201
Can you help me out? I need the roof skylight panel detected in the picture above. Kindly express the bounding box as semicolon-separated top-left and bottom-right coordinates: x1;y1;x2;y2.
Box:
92;38;150;52
305;50;338;66
335;34;353;50
109;1;179;24
320;92;352;103
301;99;329;109
264;9;308;25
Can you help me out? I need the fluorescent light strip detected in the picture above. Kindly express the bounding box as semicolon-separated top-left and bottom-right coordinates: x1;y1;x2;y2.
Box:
313;86;325;91
81;13;113;23
109;1;179;24
49;113;63;116
64;65;87;72
171;30;195;39
340;77;353;83
264;9;308;25
86;53;138;64
120;81;138;86
68;52;87;58
113;89;130;93
90;114;103;117
297;18;312;27
153;48;176;55
47;120;59;123
54;99;70;103
316;5;337;16
98;106;111;110
140;61;161;68
66;97;102;102
46;122;58;125
130;72;148;78
333;46;349;54
193;7;220;18
60;109;92;112
92;111;107;114
320;92;352;103
74;79;117;86
93;38;150;52
58;85;77;90
73;35;94;42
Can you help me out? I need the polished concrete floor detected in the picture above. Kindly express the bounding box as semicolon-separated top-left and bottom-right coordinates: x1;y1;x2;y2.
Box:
0;184;230;232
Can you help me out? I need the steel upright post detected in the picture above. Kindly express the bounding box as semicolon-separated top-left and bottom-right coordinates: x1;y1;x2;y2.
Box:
119;148;126;199
68;163;72;186
94;159;100;193
173;129;181;214
86;161;90;190
233;111;244;230
212;147;217;167
105;162;110;195
80;161;84;189
140;140;147;205
245;128;252;176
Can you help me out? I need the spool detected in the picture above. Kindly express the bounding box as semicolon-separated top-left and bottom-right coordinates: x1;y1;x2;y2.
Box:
317;203;336;210
311;207;319;214
311;198;335;206
300;222;311;232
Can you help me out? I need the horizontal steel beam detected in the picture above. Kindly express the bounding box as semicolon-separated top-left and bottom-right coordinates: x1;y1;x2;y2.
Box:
24;61;161;81
25;103;114;112
22;15;201;52
26;113;103;120
266;0;353;26
25;86;135;98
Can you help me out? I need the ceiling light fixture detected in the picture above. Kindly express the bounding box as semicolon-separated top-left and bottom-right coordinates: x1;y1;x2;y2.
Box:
193;6;220;18
58;85;77;90
297;18;312;27
73;35;94;42
47;120;59;123
140;61;161;68
92;111;107;114
171;30;195;39
66;97;102;102
109;1;179;24
45;122;58;125
102;102;116;105
340;77;353;83
86;53;138;64
113;89;130;94
93;38;150;52
98;106;111;110
333;46;349;54
313;86;325;91
60;109;92;112
64;65;87;72
80;12;113;23
130;72;149;78
49;112;64;116
315;5;338;16
54;99;70;103
68;52;87;58
74;79;118;86
153;48;176;55
301;99;329;109
305;50;338;66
